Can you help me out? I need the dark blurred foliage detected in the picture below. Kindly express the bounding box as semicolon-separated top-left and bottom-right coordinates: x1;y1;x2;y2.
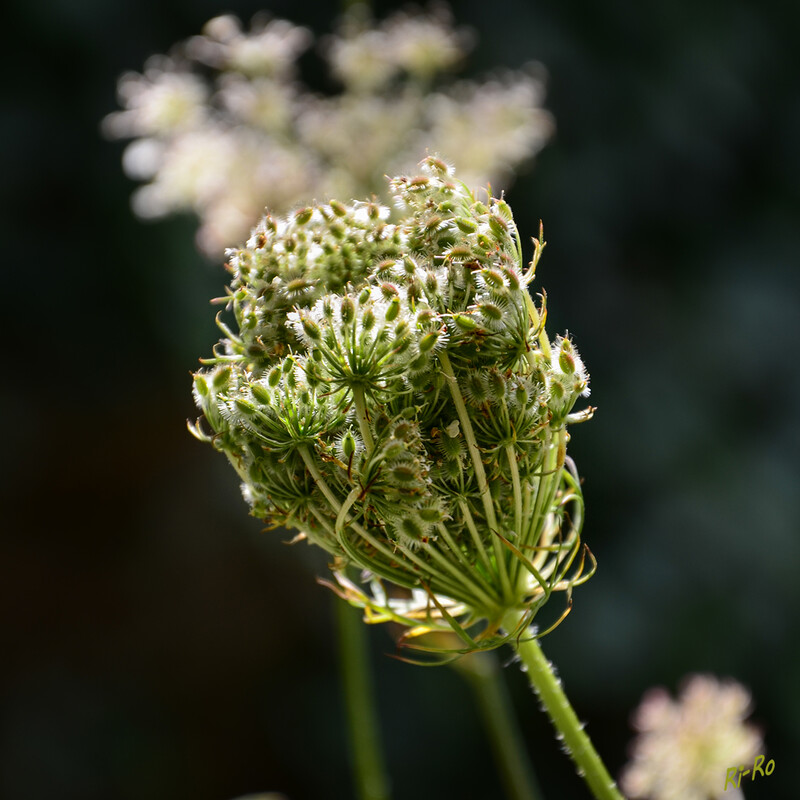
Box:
2;0;799;798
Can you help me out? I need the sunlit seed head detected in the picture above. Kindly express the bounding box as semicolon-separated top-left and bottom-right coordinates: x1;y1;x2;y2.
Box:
476;233;493;251
455;217;478;234
191;159;593;649
268;367;282;387
320;298;335;319
340;296;355;324
503;267;521;291
295;207;313;225
488;214;508;239
194;374;209;397
406;279;423;303
471;200;488;216
494;199;513;220
301;315;321;340
445;243;474;260
212;366;232;389
285;277;314;301
481;268;505;289
250;383;271;405
329;200;347;217
376;262;397;282
418;332;439;353
340;429;357;459
415;307;437;327
385;295;401;321
559;342;576;374
424;214;444;233
453;313;479;331
361;307;376;331
422;155;453;177
477;301;503;322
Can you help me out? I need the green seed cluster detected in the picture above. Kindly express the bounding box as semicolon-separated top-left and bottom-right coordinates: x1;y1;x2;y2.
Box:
192;157;592;633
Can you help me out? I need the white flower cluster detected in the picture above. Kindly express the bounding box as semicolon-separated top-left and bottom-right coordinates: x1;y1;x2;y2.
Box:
190;158;592;652
621;675;763;800
104;7;553;257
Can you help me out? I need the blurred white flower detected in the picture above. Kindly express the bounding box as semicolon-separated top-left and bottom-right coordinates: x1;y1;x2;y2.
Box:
325;5;468;91
103;58;207;138
326;28;398;93
226;19;312;77
190;15;312;77
105;5;553;257
217;75;295;133
384;7;468;80
128;125;239;217
296;91;423;195
424;74;554;188
621;675;763;800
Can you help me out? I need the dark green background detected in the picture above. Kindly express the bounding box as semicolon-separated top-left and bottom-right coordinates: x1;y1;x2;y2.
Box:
2;1;798;798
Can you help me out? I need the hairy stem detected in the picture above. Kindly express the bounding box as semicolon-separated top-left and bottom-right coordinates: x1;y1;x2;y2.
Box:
504;611;625;800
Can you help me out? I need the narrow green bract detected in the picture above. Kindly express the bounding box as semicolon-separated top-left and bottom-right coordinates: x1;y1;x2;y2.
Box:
191;156;594;653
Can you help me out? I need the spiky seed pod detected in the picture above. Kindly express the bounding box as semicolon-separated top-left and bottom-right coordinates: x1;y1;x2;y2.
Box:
191;157;594;655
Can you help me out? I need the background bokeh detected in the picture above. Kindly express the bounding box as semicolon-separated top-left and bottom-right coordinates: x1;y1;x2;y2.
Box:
3;0;798;798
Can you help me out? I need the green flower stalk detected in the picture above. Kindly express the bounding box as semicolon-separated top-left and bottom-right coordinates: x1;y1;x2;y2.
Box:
191;157;620;798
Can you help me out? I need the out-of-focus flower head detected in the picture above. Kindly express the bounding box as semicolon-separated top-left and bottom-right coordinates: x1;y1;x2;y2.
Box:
621;674;763;800
423;72;554;189
104;5;553;257
189;14;312;78
325;4;470;91
190;157;594;660
103;57;208;138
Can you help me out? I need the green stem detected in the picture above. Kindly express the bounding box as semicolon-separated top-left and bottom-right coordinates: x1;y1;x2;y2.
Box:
438;353;496;531
336;599;391;800
504;611;625;800
505;444;523;538
454;652;544;800
439;352;512;600
352;386;375;454
459;498;495;577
